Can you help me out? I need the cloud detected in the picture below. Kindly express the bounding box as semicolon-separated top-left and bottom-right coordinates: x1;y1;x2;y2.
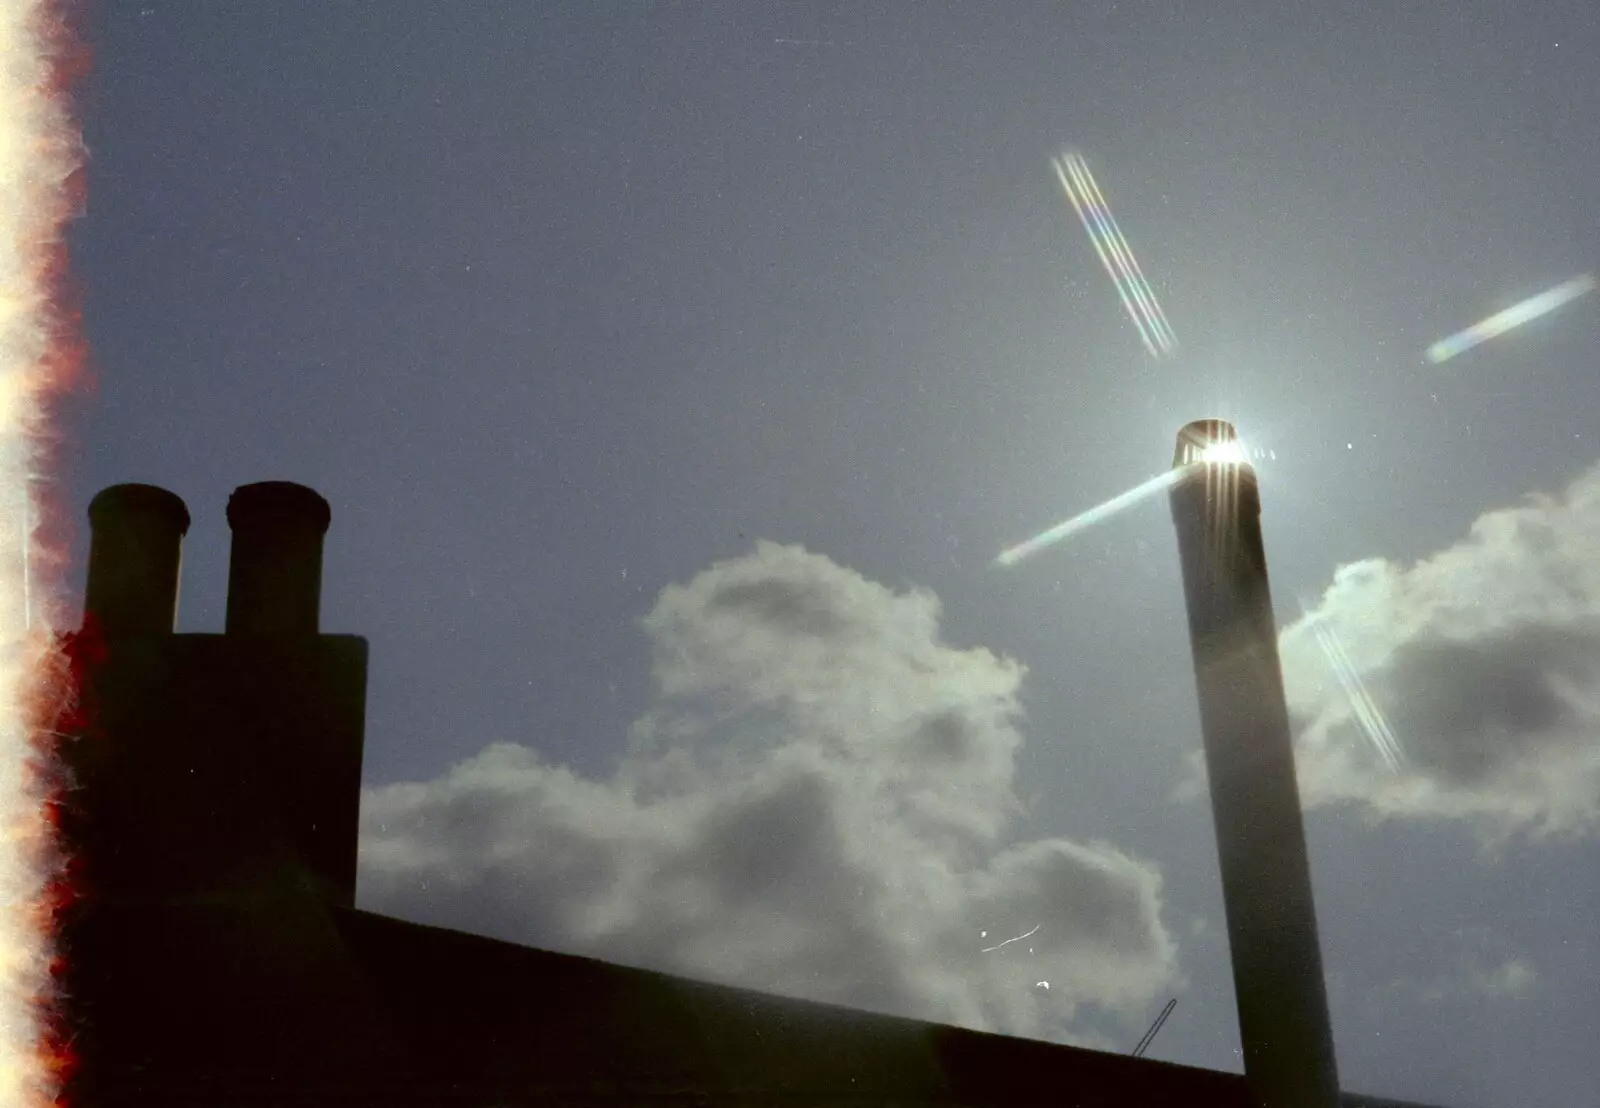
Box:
1281;461;1600;838
359;542;1179;1044
1370;928;1538;1007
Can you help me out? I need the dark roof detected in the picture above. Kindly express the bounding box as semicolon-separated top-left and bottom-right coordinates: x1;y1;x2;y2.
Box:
63;898;1449;1107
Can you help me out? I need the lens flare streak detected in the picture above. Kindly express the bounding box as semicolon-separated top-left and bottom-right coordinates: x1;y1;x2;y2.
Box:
1299;602;1405;774
1052;150;1177;358
996;467;1193;568
1426;274;1596;364
996;442;1273;568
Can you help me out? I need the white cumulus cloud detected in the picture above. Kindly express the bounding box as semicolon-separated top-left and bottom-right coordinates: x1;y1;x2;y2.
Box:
1370;927;1539;1007
1282;461;1600;839
359;541;1179;1044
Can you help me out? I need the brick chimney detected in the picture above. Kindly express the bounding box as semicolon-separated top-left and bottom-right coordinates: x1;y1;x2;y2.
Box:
70;481;367;907
63;482;393;1099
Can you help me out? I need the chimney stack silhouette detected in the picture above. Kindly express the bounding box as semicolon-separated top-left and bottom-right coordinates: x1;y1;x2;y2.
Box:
1168;420;1340;1108
72;481;367;908
66;480;394;1099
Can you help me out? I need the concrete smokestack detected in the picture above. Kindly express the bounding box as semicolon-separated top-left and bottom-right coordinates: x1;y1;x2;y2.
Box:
226;481;331;636
1167;419;1340;1108
84;483;192;638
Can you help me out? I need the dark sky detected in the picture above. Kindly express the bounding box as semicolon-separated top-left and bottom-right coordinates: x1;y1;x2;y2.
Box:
66;4;1599;1106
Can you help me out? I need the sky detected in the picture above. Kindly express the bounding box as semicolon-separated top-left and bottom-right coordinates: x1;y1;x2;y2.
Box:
57;3;1600;1106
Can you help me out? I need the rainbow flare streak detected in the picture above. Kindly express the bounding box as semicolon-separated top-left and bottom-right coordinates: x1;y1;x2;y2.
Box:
1052;150;1177;358
996;443;1257;569
1297;599;1405;775
996;467;1191;568
1427;274;1596;364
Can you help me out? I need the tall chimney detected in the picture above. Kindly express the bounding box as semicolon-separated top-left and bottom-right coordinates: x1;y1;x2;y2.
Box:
226;481;331;636
1167;419;1340;1108
84;483;191;638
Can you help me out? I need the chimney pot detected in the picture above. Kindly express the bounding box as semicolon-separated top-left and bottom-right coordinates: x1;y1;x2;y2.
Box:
84;484;191;638
225;482;332;636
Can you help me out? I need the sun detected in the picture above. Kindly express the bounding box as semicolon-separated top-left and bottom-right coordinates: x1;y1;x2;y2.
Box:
1198;439;1251;466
